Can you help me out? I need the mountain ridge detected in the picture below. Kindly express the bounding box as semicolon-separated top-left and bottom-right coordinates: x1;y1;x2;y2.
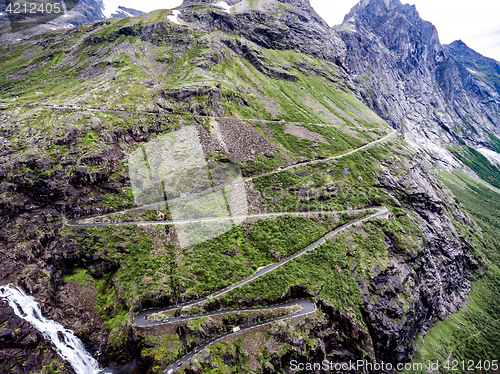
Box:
0;1;499;373
338;0;500;172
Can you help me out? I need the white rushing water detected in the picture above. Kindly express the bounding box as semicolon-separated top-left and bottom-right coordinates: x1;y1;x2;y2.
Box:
0;284;106;374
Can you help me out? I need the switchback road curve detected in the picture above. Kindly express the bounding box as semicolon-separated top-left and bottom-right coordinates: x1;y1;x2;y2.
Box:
137;299;315;374
66;130;397;228
132;206;389;373
64;129;395;372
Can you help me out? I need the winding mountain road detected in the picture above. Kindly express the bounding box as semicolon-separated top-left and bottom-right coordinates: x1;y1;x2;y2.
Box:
64;129;396;373
145;299;316;374
66;130;397;228
246;129;397;182
132;206;388;373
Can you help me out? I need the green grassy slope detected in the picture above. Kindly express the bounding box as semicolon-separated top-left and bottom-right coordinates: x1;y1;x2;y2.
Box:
449;145;500;190
0;12;494;374
487;132;500;154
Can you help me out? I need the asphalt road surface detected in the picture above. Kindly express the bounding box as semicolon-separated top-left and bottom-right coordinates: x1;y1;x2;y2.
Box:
66;130;396;229
157;299;316;374
136;299;315;374
63;128;395;373
132;206;388;373
245;130;397;182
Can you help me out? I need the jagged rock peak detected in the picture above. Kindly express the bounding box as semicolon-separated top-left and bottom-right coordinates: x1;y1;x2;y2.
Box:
357;0;403;12
344;0;421;25
176;0;345;65
342;0;443;65
446;40;497;63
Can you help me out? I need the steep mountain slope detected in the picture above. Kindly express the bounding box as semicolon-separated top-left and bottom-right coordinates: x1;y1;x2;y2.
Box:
338;0;500;172
403;170;500;372
444;40;500;95
0;0;496;373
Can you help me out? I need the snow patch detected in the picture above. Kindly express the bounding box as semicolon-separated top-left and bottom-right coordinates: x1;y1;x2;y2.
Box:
167;9;181;25
101;0;120;18
214;1;233;13
119;10;133;17
476;147;500;167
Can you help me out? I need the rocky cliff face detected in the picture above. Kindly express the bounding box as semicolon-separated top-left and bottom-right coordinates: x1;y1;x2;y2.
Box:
178;0;347;66
365;159;484;363
0;298;75;373
338;0;500;169
444;40;500;95
177;0;500;171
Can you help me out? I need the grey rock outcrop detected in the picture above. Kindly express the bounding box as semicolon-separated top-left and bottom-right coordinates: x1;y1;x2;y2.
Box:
365;159;484;362
111;6;145;19
178;0;347;66
444;40;500;95
338;0;500;169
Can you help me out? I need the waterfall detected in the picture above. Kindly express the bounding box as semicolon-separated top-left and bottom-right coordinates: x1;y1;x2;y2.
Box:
0;284;108;374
